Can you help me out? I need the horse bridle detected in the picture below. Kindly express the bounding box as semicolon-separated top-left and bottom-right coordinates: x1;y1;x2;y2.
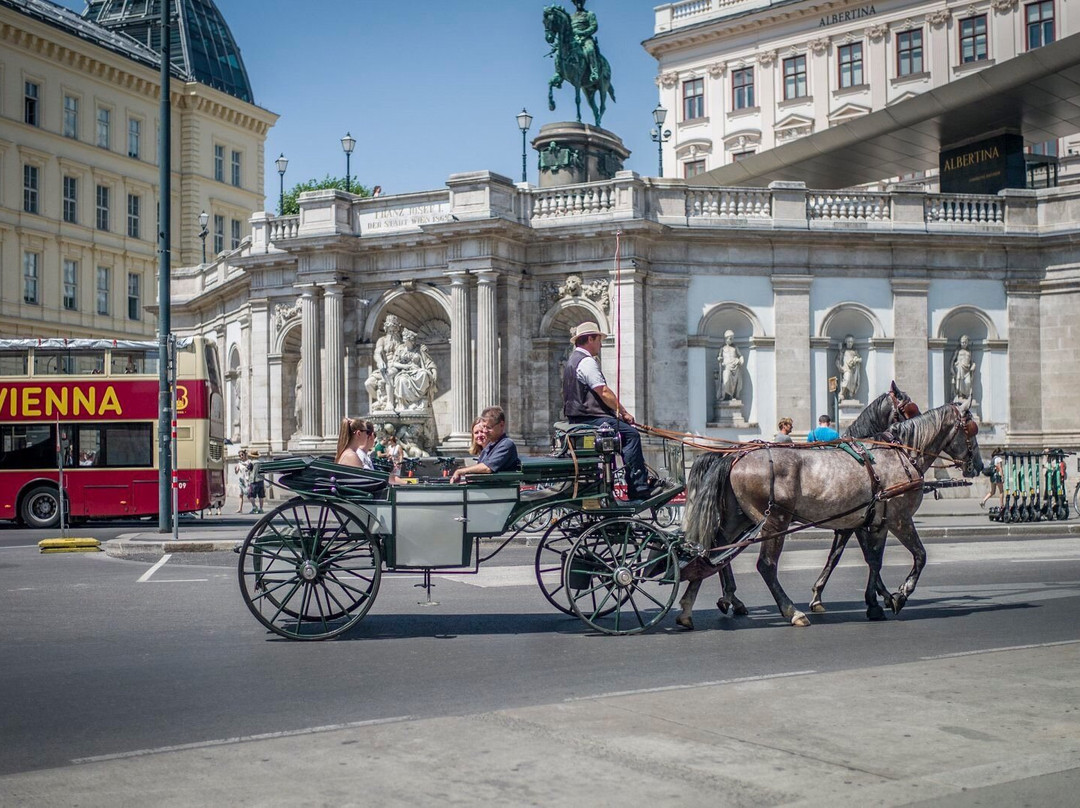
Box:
945;403;980;468
889;390;921;423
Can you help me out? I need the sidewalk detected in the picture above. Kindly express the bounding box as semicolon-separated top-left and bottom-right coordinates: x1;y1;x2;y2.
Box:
101;486;1080;558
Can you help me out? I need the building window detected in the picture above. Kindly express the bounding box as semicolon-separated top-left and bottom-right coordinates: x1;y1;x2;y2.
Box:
838;43;864;88
96;267;110;315
97;107;110;148
96;185;110;231
23;165;39;214
23;252;39;305
63;95;79;138
733;150;755;162
213;214;224;255
63;176;78;224
1030;140;1058;156
24;81;40;126
682;78;705;121
897;30;924;76
230;218;241;249
783;55;807;100
1026;1;1054;50
732;68;754;109
127;273;141;320
127;194;141;239
231;150;242;187
63;259;79;311
684;160;706;178
214;145;224;181
960;15;988;63
128;118;140;159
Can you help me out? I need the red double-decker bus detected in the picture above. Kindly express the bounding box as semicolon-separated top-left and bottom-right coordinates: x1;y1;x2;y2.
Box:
0;337;225;528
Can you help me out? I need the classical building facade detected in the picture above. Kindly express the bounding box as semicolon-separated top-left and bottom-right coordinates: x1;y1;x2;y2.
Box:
172;173;1080;460
646;0;1079;181
0;0;276;338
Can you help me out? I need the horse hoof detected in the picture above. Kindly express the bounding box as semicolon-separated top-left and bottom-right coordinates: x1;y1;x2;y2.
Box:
888;594;907;614
732;602;749;617
716;598;730;615
867;605;886;621
810;601;826;613
791;612;811;627
675;615;695;631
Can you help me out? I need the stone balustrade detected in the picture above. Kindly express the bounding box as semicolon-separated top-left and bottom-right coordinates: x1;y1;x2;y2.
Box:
252;176;1080;249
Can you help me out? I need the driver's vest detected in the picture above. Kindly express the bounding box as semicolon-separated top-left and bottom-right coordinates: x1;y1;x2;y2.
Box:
563;351;613;419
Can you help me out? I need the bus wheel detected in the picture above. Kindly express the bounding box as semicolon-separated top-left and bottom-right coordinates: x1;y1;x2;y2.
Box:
21;485;61;529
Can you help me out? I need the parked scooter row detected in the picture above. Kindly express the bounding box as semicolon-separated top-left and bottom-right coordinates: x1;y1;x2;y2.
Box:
988;449;1071;522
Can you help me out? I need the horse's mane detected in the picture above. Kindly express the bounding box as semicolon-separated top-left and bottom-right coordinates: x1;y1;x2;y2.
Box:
883;404;949;450
843;392;891;439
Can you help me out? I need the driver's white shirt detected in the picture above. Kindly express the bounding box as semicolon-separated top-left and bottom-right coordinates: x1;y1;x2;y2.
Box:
573;346;606;390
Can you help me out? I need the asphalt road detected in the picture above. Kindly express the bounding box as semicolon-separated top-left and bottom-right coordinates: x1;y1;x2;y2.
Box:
2;528;1079;804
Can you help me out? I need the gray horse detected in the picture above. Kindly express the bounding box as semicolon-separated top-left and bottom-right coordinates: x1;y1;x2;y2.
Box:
677;400;982;630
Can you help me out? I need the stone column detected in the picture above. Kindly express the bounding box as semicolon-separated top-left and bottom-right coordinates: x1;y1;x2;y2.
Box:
321;282;345;437
891;279;930;406
1006;279;1042;436
609;264;646;420
771;276;812;429
297;285;321;439
475;270;499;411
447;271;472;446
246;302;269;450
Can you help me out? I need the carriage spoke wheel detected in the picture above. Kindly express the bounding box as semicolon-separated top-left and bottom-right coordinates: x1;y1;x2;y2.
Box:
562;518;679;635
237;500;381;640
533;510;611;616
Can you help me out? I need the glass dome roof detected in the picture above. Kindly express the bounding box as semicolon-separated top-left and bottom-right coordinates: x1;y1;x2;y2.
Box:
83;0;253;103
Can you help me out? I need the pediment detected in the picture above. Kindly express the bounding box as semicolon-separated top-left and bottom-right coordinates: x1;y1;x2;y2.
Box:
828;103;871;124
775;113;814;131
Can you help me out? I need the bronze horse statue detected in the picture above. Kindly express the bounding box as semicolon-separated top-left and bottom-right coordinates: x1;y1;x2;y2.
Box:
677;400;982;630
543;4;615;127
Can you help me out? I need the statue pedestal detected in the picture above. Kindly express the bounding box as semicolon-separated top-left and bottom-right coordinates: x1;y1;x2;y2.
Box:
369;411;438;457
837;399;863;431
531;122;629;188
711;400;750;429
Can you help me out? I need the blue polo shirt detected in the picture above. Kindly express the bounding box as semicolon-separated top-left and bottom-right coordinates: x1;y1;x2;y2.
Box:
478;433;520;473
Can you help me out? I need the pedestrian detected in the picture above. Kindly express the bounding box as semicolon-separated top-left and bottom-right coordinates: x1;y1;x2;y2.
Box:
773;417;794;443
247;450;265;513
234;449;249;513
980;450;1005;509
806;414;839;442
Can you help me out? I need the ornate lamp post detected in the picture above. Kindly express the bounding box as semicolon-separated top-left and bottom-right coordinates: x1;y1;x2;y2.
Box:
197;210;209;264
275;152;288;214
516;108;533;183
650;103;672;178
341;132;356;194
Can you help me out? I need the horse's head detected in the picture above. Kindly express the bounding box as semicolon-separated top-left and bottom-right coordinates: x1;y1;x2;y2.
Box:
889;380;920;421
543;5;565;40
945;398;983;477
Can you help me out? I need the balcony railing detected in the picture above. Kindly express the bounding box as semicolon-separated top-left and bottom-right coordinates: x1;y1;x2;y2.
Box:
687;187;772;219
925;194;1005;224
808;191;892;222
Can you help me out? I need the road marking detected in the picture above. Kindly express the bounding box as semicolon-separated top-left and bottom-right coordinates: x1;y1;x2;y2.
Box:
71;715;414;764
137;554;171;583
0;544;42;550
143;578;209;583
564;670;817;702
920;638;1080;660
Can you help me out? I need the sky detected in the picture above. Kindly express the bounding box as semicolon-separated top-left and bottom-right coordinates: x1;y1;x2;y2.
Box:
60;0;667;207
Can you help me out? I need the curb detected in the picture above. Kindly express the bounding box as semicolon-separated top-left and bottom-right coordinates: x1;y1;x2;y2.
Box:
103;538;240;557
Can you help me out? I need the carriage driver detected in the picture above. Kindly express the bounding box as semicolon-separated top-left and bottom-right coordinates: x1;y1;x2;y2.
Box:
563;322;662;501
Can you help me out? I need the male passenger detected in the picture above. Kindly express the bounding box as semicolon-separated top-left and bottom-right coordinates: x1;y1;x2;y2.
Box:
807;414;839;442
450;406;520;482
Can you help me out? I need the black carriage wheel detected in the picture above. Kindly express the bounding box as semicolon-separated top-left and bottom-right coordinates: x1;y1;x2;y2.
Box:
20;484;62;529
562;518;679;635
533;510;612;617
1072;484;1080;518
237;499;381;640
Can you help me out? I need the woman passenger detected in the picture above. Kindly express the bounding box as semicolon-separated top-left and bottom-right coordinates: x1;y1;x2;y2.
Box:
336;417;376;469
469;417;489;456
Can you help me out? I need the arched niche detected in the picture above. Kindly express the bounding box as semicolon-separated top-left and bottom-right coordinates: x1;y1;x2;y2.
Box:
696;302;765;429
937;305;999;414
227;345;241;444
818;303;882;413
280;324;302;441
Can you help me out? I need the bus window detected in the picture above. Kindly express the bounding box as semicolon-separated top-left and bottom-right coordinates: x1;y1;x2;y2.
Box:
0;353;27;376
0;425;55;469
34;352;104;376
96;424;153;467
205;343;222;392
75;427;102;467
111;352;159;375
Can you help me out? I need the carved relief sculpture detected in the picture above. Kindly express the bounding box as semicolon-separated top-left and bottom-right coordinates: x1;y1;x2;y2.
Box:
951;334;976;400
293;358;303;435
836;335;862;400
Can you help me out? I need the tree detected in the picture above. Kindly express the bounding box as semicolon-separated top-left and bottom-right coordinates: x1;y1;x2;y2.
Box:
280;175;370;216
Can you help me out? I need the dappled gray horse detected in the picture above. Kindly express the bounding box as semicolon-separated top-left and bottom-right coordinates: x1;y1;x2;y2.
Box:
677;401;981;630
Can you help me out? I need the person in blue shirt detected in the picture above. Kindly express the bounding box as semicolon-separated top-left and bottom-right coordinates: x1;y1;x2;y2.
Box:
450;406;520;482
806;414;839;442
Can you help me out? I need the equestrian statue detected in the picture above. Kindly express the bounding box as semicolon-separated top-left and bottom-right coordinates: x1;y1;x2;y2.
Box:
543;0;616;127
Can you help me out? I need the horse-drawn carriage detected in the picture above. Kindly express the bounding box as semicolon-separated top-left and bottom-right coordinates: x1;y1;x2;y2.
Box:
236;392;983;641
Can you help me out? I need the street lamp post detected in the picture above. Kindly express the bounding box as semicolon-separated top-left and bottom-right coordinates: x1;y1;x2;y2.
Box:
341;132;356;194
650;103;672;178
275;152;288;215
516;108;533;183
198;210;209;264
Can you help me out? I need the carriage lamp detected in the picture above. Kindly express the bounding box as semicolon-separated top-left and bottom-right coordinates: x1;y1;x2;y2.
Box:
275;153;288;215
650;103;672;178
197;210;209;264
341;132;356;194
516;108;533;183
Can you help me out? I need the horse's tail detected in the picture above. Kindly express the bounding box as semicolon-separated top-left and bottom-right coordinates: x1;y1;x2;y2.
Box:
608;81;616;102
683;452;735;551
